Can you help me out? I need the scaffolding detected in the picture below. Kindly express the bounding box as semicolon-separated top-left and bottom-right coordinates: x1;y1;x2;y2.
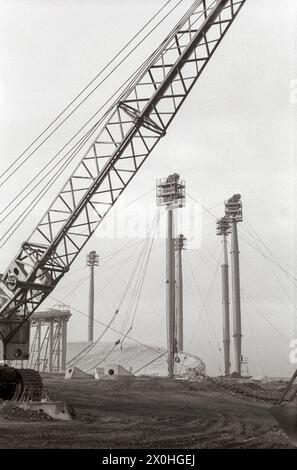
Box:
225;194;243;222
16;306;71;373
156;174;185;208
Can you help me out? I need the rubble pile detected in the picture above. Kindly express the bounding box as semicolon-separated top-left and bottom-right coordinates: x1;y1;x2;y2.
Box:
0;402;55;421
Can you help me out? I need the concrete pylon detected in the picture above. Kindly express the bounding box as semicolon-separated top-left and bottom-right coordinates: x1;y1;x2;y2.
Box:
216;216;231;376
221;234;231;376
175;234;186;352
230;220;242;375
156;174;186;379
225;194;243;376
86;251;99;342
166;207;175;379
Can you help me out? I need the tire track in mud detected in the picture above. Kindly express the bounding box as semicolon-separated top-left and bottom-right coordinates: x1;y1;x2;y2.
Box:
0;376;292;449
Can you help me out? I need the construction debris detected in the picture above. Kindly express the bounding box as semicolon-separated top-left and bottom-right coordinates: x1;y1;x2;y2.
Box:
65;366;93;380
0;402;54;422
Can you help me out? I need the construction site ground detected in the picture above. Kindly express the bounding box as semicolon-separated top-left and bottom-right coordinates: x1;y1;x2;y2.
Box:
0;375;294;449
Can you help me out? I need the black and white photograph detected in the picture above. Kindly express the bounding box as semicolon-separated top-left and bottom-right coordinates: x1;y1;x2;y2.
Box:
0;0;296;456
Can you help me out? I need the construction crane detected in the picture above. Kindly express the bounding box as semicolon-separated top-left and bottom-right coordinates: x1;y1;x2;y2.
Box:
5;3;284;435
0;0;246;366
1;1;296;448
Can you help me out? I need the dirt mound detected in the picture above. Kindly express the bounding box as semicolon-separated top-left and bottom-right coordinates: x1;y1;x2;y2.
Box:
229;372;241;378
226;383;278;402
241;382;264;391
0;402;55;422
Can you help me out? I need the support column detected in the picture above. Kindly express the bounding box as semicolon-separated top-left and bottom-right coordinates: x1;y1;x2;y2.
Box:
87;251;99;342
56;324;61;372
37;321;41;372
61;319;68;372
166;207;175;379
48;321;54;373
221;234;230;376
230;220;242;375
0;340;3;362
88;264;95;342
175;234;185;352
156;173;185;379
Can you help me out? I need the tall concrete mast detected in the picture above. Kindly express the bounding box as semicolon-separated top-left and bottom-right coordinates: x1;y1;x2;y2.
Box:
157;174;185;378
225;194;243;376
175;234;186;352
86;250;99;342
167;207;175;378
216;216;231;376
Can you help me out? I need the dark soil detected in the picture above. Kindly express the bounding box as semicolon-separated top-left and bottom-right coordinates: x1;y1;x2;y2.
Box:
0;376;294;449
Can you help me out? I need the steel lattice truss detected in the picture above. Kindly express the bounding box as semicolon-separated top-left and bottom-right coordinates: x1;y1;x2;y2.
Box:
0;0;246;356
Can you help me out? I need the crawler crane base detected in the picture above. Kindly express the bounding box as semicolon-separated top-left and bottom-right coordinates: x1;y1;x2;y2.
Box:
0;366;73;420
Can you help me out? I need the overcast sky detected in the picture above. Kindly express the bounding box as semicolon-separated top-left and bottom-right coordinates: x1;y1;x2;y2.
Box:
0;0;296;377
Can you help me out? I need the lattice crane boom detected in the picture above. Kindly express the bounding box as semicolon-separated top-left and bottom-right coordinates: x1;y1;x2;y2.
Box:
0;0;246;360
